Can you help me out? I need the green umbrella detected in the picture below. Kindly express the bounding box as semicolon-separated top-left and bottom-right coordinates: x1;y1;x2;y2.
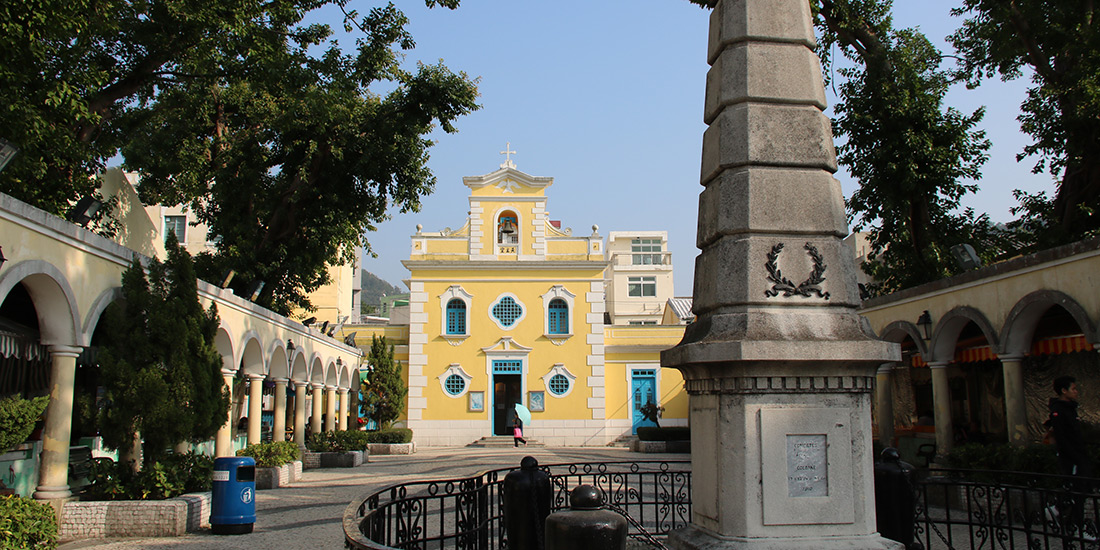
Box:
514;403;531;425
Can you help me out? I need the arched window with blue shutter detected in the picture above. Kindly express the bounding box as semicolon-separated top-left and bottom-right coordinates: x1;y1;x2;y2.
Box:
548;298;569;334
446;299;466;335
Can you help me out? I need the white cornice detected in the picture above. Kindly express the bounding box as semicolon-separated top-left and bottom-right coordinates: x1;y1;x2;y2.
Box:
403;260;609;271
463;167;553;190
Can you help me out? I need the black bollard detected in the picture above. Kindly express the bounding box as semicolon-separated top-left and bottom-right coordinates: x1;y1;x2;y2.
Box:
874;447;917;549
503;456;552;550
545;485;628;550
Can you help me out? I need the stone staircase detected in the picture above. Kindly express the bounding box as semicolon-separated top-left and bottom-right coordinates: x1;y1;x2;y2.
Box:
466;436;544;448
607;434;637;448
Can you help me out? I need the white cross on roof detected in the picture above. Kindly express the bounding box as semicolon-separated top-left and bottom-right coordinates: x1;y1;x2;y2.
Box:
500;142;517;169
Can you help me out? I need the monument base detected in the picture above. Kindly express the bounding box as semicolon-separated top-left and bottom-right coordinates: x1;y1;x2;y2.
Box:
669;524;905;550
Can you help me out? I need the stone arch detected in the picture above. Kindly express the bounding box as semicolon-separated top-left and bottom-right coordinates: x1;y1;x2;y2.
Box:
878;320;928;357
80;287;122;344
1000;290;1097;356
268;340;290;380
929;306;999;364
337;360;352;389
308;354;326;385
324;359;339;388
238;331;266;376
0;260;81;346
290;351;308;383
215;325;236;373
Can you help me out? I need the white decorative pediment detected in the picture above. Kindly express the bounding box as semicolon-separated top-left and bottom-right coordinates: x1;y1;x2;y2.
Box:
463;167;553;192
481;336;533;355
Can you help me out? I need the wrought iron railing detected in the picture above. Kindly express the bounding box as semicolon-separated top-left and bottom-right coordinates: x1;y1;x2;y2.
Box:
343;460;691;550
915;468;1100;550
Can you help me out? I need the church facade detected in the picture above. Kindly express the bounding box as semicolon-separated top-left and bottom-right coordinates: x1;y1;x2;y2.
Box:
367;161;689;446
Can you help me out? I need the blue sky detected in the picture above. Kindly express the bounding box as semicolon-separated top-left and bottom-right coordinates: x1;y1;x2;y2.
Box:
342;1;1052;296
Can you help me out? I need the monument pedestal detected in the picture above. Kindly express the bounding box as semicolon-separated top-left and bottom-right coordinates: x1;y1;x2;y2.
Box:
662;0;900;545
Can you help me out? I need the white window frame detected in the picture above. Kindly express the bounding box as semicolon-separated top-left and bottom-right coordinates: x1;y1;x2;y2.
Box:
488;293;526;330
628;276;657;297
439;286;474;343
542;364;577;398
438;364;472;398
540;285;575;339
165;215;187;244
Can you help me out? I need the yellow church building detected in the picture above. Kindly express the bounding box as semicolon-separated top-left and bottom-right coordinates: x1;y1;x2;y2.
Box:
353;159;689;446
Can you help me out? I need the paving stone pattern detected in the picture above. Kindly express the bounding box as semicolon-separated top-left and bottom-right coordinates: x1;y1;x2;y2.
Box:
58;447;680;550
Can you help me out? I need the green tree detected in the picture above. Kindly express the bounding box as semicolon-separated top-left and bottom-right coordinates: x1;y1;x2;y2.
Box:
98;233;228;467
360;335;406;429
949;1;1100;247
0;1;478;314
814;0;1000;293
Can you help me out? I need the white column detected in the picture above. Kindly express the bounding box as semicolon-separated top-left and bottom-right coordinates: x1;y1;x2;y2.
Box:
325;386;337;432
294;382;308;446
338;388;350;431
247;374;264;445
1001;355;1027;445
272;378;288;442
875;363;896;446
215;370;236;457
34;345;82;500
929;361;954;457
311;384;324;434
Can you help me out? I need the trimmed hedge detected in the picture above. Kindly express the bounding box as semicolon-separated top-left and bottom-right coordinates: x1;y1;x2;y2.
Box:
0;395;49;453
636;426;690;442
945;443;1059;475
307;430;370;452
237;441;301;468
367;428;413;444
0;495;58;549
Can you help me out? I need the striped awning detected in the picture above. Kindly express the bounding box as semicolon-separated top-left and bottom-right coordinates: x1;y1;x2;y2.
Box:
0;330;48;361
908;334;1094;367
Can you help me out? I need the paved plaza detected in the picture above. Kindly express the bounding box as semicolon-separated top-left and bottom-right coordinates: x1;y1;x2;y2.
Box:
58;447;686;550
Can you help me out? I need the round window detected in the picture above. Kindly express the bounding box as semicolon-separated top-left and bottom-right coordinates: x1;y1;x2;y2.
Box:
444;374;466;396
491;296;524;327
548;374;570;396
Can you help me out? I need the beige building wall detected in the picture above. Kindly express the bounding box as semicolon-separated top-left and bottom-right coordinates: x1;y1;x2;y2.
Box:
605;231;674;325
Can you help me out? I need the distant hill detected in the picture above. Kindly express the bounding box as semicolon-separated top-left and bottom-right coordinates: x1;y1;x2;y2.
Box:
361;270;406;314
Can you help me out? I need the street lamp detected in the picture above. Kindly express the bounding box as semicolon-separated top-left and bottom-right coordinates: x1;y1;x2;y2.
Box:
916;310;933;342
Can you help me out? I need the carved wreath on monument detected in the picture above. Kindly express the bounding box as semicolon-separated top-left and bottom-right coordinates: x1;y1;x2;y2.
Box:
764;243;830;299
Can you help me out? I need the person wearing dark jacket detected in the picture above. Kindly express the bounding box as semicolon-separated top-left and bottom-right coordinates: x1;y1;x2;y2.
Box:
1047;375;1094;539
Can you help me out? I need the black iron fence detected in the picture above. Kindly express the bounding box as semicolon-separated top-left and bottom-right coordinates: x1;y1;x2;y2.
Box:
343;460;691;550
343;460;1100;550
915;468;1100;550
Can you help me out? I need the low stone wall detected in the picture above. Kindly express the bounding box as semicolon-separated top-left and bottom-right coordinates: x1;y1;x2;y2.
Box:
631;440;690;453
303;450;365;469
60;492;210;540
256;460;304;490
367;442;416;455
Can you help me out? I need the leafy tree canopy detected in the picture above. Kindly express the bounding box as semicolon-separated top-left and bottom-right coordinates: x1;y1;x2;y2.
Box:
0;0;479;314
949;0;1100;247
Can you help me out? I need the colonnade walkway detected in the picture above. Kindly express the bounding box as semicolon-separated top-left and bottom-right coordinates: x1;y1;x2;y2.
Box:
58;447;685;550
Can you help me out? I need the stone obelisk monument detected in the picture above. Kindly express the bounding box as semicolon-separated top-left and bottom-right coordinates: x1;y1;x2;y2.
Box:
661;0;901;548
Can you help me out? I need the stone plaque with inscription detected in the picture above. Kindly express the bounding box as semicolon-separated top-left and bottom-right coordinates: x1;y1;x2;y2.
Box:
787;434;828;497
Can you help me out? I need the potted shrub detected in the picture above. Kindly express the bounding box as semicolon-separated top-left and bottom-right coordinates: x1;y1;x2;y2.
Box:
305;430;369;468
236;441;302;489
366;428;415;455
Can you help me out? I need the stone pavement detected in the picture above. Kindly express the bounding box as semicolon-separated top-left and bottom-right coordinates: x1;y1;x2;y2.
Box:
59;446;687;550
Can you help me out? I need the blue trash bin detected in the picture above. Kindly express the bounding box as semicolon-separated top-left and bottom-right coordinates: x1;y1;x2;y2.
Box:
211;456;256;535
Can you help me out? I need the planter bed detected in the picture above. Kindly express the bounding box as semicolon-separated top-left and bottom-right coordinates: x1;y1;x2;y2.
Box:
60;492;210;540
631;440;690;453
255;460;304;490
367;442;416;455
303;450;366;469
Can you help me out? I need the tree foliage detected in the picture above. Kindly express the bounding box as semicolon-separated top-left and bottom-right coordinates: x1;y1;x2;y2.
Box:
0;0;479;314
949;1;1100;247
98;233;228;467
815;0;1000;293
360;335;406;429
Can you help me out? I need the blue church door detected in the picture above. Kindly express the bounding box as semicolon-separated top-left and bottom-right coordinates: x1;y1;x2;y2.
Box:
492;360;523;436
631;369;658;434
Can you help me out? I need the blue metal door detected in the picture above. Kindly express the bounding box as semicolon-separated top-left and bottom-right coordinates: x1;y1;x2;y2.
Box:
631;370;657;434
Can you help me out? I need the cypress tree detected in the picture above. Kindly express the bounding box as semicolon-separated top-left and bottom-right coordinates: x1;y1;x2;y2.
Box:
98;233;229;466
360;335;407;429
